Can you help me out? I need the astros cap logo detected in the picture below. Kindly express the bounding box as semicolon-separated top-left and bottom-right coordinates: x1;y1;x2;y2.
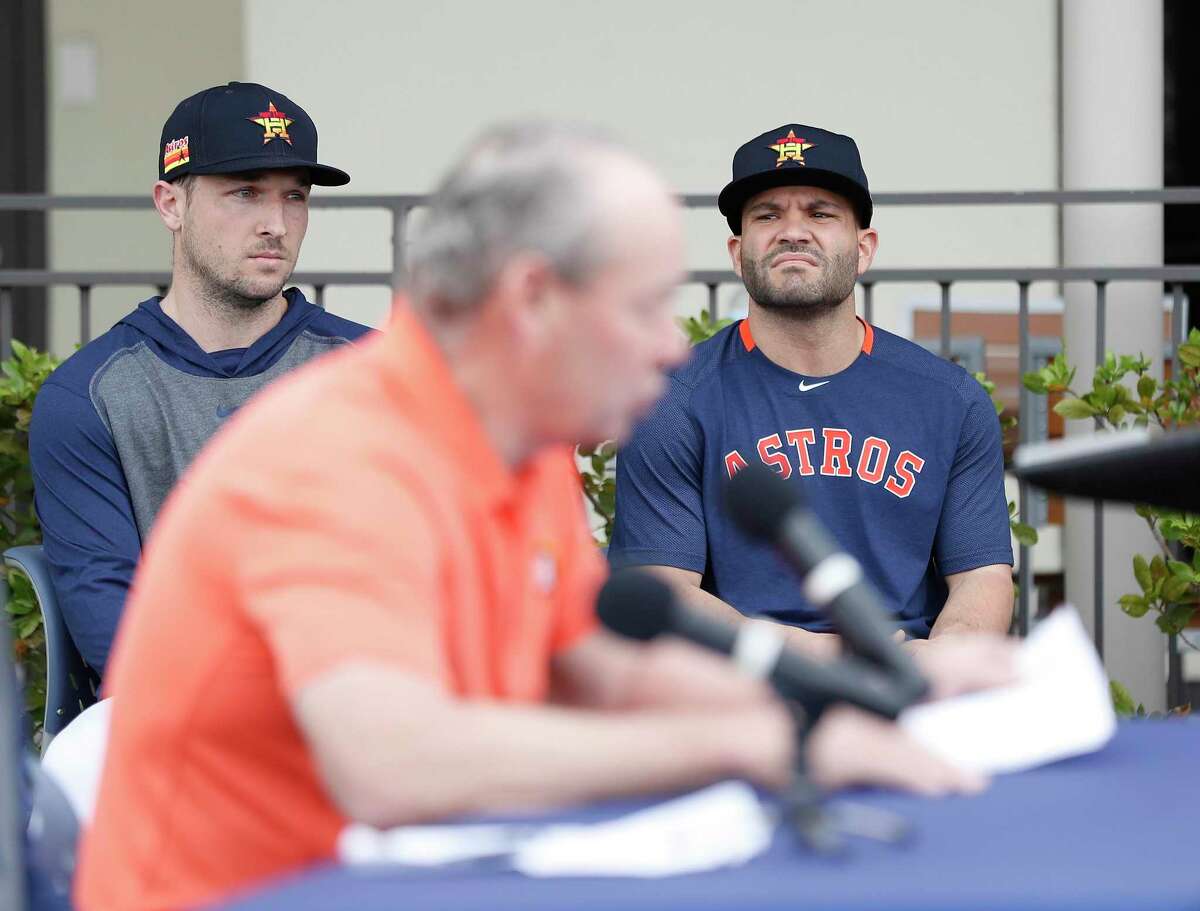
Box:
247;101;294;145
769;129;814;167
162;135;190;174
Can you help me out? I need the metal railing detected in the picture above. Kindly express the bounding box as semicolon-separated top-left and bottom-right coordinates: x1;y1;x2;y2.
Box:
2;189;1198;702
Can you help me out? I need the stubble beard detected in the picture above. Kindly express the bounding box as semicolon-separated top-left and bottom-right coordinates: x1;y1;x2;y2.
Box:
179;227;290;313
741;244;859;319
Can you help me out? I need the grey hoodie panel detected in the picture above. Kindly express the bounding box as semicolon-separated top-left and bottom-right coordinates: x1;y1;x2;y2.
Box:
90;330;349;538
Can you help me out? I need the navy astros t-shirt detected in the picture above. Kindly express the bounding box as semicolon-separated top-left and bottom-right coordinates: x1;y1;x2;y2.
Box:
609;318;1013;637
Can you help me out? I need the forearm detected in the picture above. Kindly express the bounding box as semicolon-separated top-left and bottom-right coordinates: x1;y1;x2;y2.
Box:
646;566;842;660
930;565;1014;638
298;664;793;829
381;705;776;818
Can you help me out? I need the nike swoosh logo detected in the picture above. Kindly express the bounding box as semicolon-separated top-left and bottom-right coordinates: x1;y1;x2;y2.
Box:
797;380;830;392
215;405;239;419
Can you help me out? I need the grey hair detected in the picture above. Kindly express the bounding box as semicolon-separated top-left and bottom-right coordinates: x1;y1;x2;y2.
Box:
407;122;634;317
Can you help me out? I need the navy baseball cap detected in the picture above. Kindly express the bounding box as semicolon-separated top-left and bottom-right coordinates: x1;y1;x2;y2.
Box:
158;81;350;186
717;124;871;234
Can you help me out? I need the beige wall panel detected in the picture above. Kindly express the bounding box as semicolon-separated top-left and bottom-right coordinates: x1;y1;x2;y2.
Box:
244;0;1059;329
47;0;244;355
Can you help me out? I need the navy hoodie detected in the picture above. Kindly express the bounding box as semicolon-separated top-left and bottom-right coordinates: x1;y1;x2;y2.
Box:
29;289;371;673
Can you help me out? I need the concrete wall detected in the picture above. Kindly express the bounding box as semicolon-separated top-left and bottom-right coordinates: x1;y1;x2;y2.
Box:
243;0;1060;330
42;0;1062;340
46;0;245;355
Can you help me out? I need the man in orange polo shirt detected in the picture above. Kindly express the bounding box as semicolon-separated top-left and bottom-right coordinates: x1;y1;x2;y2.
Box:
76;123;1005;911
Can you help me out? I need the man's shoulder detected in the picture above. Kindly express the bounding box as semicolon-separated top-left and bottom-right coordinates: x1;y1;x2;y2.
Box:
865;325;988;407
300;309;374;344
628;323;740;433
669;321;742;394
40;317;149;400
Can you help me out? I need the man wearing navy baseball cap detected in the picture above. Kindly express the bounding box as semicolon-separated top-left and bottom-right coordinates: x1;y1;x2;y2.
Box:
30;82;371;676
612;123;1015;662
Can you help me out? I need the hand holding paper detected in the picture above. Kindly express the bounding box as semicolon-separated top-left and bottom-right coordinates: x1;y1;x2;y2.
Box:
900;607;1116;775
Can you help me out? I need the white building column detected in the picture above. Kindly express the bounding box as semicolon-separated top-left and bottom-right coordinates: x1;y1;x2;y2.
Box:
1061;0;1165;710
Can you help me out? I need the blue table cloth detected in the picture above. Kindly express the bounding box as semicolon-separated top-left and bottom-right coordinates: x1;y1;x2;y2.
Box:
217;720;1200;911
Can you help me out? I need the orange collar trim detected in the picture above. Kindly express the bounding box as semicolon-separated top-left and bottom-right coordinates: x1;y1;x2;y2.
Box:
739;316;874;356
738;318;756;352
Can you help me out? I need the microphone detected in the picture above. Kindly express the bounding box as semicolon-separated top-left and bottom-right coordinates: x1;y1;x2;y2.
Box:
724;464;927;705
597;569;920;720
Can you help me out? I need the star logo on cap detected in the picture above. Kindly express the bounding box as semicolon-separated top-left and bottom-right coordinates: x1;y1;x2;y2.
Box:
769;129;814;168
247;101;294;145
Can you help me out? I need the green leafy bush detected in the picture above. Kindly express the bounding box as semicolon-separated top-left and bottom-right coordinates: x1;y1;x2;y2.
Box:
972;371;1038;548
678;312;735;347
1023;330;1200;714
1023;330;1200;641
0;340;60;724
578;440;618;544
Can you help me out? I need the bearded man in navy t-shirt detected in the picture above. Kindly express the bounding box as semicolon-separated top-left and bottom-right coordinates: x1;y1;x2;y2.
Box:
610;123;1014;660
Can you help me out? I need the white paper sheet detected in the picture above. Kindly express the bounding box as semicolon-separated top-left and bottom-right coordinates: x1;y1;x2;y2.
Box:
340;820;528;867
339;780;774;878
513;780;773;877
899;606;1116;774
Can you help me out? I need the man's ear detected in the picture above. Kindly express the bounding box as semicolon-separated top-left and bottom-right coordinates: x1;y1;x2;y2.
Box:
152;180;186;233
487;253;560;348
855;227;879;276
727;235;744;278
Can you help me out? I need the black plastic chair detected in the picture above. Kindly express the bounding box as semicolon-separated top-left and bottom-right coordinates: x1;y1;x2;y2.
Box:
4;547;99;747
1;575;77;911
1;572;29;910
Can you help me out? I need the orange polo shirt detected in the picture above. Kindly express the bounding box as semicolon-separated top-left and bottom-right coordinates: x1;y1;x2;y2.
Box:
75;303;604;911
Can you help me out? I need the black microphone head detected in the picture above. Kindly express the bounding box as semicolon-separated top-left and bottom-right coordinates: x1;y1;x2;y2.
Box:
724;463;802;541
596;569;675;642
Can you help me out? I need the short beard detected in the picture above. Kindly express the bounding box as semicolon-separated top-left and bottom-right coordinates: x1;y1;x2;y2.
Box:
179;228;287;312
741;244;858;318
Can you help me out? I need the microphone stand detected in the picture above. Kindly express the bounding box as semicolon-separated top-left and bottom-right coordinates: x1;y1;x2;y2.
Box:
781;701;844;855
782;762;844;856
780;702;914;856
